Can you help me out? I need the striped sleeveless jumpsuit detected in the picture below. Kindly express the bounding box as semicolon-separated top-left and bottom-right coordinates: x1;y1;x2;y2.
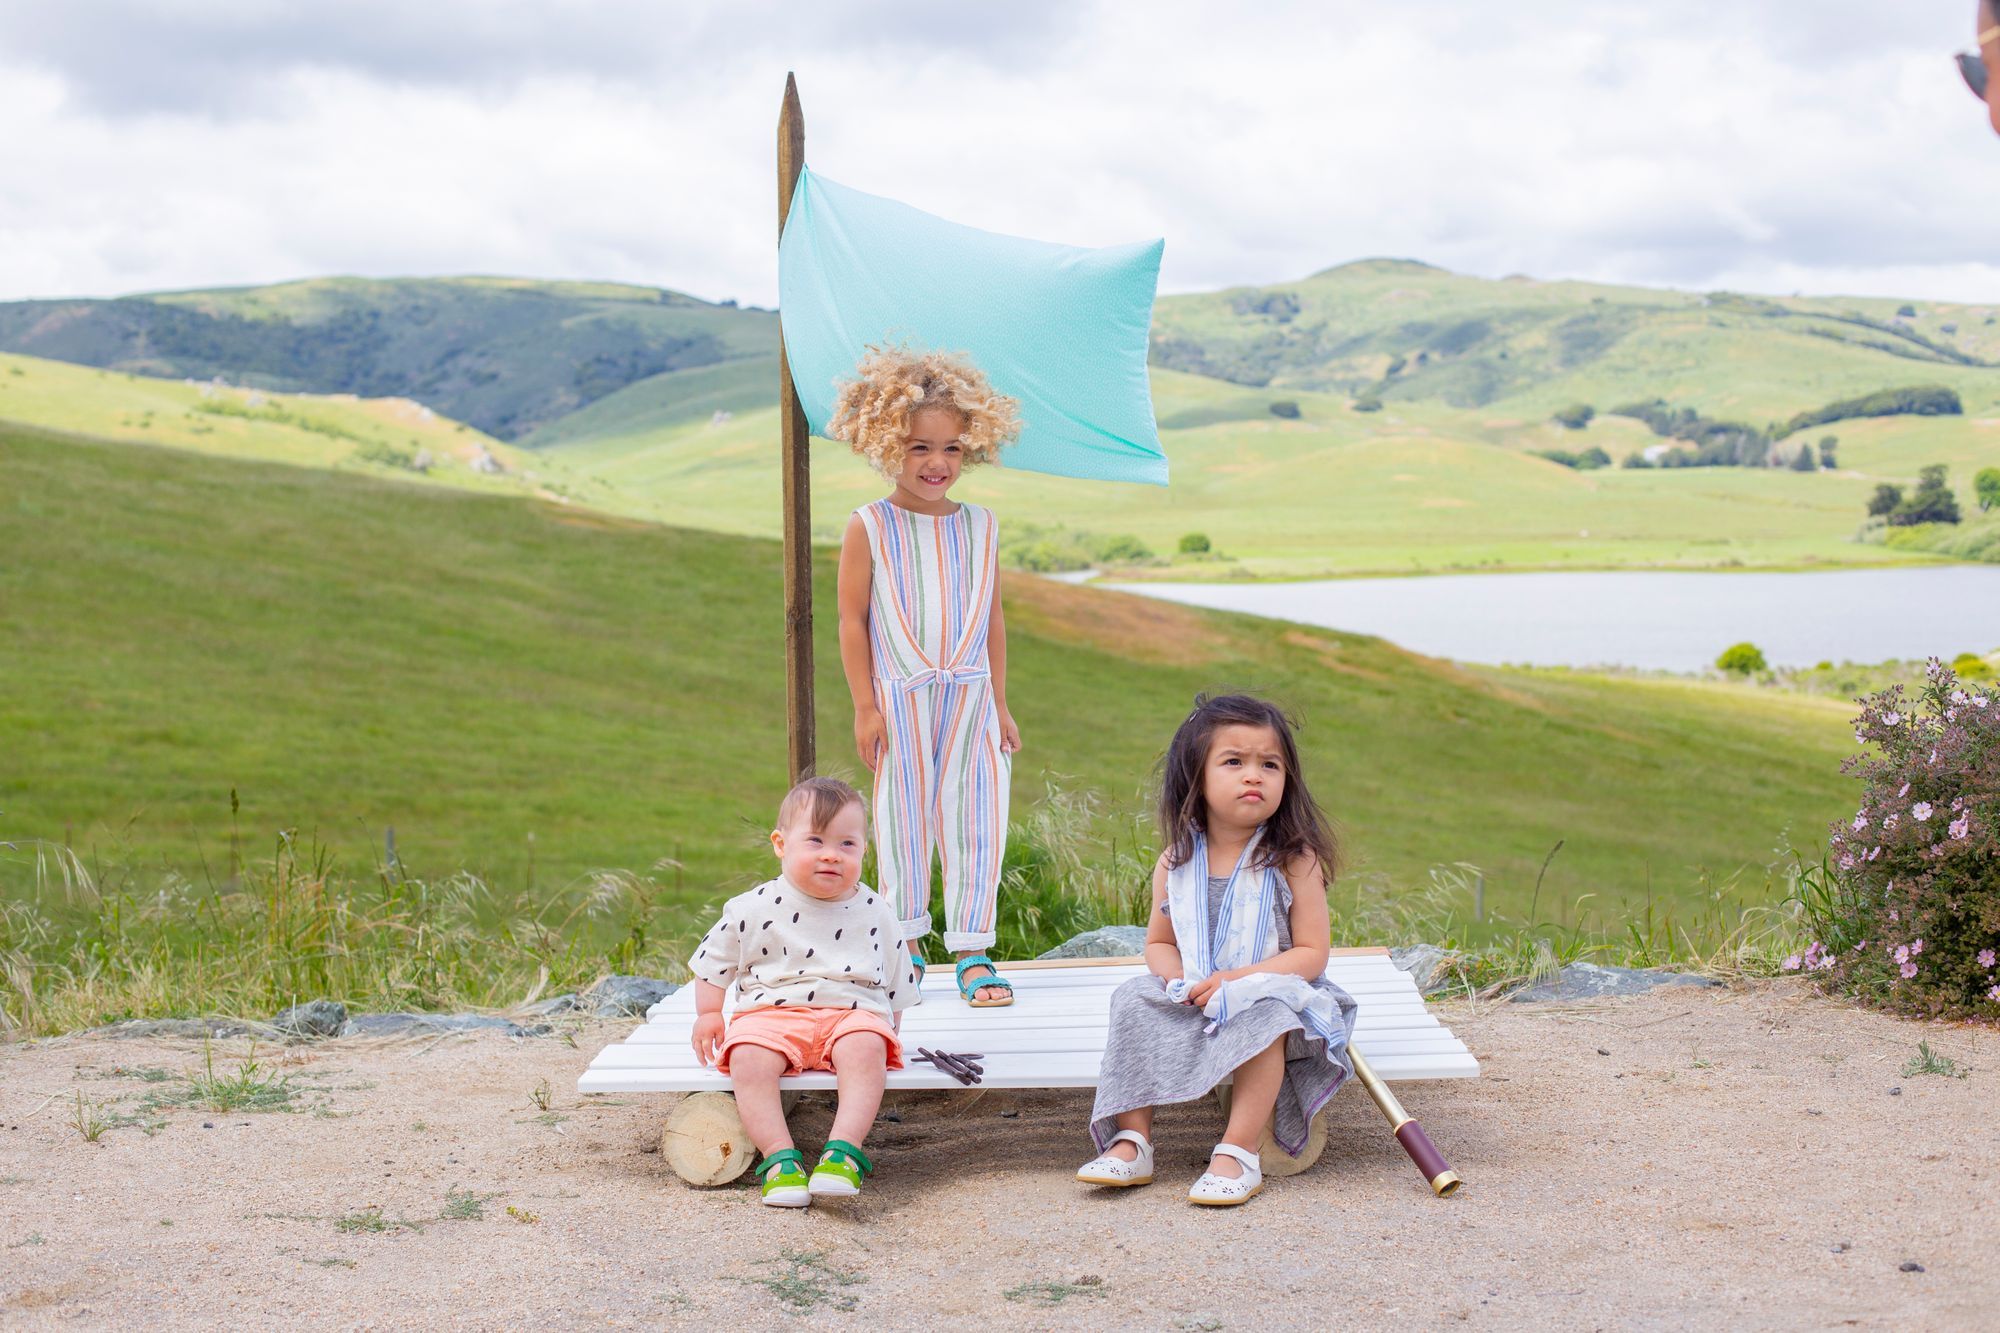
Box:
856;497;1010;953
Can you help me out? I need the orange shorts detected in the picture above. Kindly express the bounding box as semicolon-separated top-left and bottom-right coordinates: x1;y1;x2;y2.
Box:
717;1006;903;1075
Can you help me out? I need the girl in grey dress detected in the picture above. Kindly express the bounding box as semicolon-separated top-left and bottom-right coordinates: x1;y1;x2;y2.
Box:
1077;694;1355;1207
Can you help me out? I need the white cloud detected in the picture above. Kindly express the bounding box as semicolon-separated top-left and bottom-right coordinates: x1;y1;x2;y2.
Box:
1;0;1995;305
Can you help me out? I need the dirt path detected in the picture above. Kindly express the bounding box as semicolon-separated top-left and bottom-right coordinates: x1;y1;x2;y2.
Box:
2;982;1994;1329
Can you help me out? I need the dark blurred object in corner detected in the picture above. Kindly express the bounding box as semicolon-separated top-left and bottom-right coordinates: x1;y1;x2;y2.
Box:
1960;50;1988;100
1973;2;2000;136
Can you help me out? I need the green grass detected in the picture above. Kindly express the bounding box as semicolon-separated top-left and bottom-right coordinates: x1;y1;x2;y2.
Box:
0;422;1863;1029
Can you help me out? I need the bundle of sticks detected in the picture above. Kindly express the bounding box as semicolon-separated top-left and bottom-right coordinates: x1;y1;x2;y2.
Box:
913;1048;983;1085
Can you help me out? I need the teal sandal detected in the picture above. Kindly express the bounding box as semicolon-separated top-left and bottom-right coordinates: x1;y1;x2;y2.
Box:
954;953;1015;1008
908;949;928;985
808;1139;874;1197
757;1148;811;1208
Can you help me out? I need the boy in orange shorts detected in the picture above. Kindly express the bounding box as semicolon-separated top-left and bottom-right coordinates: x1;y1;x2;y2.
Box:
689;776;919;1206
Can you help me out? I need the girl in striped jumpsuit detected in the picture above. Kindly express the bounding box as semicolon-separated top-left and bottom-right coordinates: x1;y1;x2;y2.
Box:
833;346;1023;1006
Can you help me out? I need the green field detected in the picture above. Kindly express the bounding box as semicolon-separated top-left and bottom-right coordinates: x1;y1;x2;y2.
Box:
4;421;1854;936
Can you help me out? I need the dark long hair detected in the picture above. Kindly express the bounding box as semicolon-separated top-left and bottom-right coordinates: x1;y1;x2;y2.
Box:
1156;694;1340;879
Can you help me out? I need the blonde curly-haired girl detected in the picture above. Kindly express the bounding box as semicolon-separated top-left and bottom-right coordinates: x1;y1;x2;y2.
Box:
833;345;1023;1007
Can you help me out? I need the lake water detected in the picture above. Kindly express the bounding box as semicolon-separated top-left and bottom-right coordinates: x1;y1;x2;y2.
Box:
1116;567;2000;671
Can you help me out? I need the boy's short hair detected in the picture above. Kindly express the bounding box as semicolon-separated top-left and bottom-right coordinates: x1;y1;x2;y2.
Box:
777;776;866;834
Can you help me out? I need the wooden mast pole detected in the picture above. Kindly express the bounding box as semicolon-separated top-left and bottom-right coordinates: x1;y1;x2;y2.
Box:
777;73;814;783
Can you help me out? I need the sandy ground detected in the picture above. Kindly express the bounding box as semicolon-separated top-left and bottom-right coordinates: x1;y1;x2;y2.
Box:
2;981;1995;1331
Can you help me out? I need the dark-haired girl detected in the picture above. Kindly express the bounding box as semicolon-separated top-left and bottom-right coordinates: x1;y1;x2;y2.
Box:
1076;694;1356;1207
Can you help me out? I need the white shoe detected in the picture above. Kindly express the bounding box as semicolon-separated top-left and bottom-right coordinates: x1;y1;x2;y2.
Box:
1076;1130;1154;1187
1188;1142;1263;1206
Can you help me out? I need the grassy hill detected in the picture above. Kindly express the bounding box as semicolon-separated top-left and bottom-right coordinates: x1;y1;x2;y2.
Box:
2;421;1854;940
0;277;778;440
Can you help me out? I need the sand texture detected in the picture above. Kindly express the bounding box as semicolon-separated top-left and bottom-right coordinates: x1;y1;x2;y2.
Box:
2;981;1994;1329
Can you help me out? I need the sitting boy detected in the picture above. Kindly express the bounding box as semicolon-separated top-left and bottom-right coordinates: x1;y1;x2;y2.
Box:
689;776;919;1206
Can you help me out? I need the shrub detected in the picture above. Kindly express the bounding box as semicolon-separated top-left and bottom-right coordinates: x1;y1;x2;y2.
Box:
1777;385;1961;440
1177;532;1211;556
1553;402;1595;430
1896;304;1917;317
1095;533;1153;564
1351;395;1383;413
1818;436;1838;470
1976;466;2000;513
1790;445;1816;472
1867;483;1903;518
1803;661;2000;1018
1620;451;1652;469
1268;400;1301;419
1890;464;1961;527
1954;652;1996;682
1716;642;1768;675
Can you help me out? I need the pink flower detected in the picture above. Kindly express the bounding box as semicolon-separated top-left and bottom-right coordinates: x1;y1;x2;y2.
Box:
1898;783;1910;798
1990;984;2000;1002
1912;939;1924;955
1912;802;1934;822
1976;696;1990;710
1852;812;1870;831
1978;950;1996;969
1951;690;1967;705
1782;954;1802;971
1815;953;1837;971
1883;814;1899;831
1884;711;1902;726
1855;940;1869;953
1895;945;1910;964
1855;730;1867;743
1949;816;1970;840
1888;909;1899;922
1838;852;1856;870
1900;961;1919;979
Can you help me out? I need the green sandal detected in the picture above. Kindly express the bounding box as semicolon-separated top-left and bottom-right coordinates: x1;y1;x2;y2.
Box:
757;1148;811;1208
808;1139;874;1198
955;954;1015;1008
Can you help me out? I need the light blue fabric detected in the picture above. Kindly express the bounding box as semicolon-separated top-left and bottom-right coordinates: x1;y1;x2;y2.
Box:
1164;828;1349;1047
778;168;1168;486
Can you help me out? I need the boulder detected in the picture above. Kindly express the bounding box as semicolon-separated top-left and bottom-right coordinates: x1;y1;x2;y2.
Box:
1509;962;1720;1003
521;993;577;1018
338;1012;530;1038
90;1017;264;1040
1389;944;1455;994
1037;925;1149;960
582;975;677;1018
270;1000;347;1039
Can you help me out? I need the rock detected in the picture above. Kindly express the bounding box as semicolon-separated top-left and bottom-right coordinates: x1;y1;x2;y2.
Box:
337;1013;530;1039
1390;943;1455;993
1889;1086;1903;1096
1900;1261;1925;1273
521;994;577;1018
270;1000;347;1039
582;975;677;1018
91;1018;264;1040
1038;926;1148;960
1508;962;1721;1003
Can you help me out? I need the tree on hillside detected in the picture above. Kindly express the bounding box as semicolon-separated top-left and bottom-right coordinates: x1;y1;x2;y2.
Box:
1889;464;1961;526
1867;484;1904;518
1553;402;1594;430
1976;466;2000;512
1351;395;1383;413
1790;444;1816;471
1178;532;1211;555
1268;400;1301;419
1818;436;1838;469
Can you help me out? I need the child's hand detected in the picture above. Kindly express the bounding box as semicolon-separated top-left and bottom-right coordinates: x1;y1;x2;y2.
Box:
1184;972;1231;1008
854;707;887;771
691;1012;724;1067
999;709;1022;755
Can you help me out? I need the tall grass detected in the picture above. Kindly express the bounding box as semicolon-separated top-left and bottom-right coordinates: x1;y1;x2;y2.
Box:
1;785;1821;1038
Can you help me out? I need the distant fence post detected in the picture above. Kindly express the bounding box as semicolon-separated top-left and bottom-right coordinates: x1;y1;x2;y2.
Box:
777;72;815;784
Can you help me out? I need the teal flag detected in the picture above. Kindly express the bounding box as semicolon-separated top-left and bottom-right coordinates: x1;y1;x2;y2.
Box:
778;168;1168;485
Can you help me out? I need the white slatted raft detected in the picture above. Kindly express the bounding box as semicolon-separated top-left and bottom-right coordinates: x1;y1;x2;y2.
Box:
578;948;1476;1095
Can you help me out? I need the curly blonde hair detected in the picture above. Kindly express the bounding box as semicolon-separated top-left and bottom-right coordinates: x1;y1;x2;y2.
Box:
826;345;1022;476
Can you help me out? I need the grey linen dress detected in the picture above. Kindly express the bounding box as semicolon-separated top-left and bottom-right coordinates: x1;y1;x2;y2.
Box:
1089;874;1357;1156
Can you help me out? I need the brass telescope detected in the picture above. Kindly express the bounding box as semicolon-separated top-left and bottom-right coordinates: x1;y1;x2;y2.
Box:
1350;1048;1461;1196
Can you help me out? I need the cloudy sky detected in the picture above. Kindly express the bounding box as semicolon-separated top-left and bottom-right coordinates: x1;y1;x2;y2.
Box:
2;1;1996;305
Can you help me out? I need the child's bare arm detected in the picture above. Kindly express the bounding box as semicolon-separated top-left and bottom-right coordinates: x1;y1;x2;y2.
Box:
1143;855;1183;982
837;516;885;770
987;578;1021;754
691;979;727;1066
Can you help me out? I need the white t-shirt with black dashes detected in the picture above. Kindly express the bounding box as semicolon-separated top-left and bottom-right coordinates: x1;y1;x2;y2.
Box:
689;876;919;1019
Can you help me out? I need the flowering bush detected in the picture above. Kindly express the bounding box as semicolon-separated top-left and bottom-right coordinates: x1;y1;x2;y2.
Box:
1799;660;1999;1016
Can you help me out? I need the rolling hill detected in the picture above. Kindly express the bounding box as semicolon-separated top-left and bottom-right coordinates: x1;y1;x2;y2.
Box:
0;276;778;440
2;420;1853;933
